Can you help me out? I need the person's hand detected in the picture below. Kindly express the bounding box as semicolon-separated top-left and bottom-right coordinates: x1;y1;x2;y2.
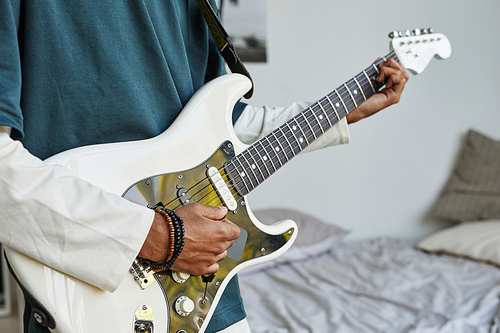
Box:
346;58;409;124
138;203;241;276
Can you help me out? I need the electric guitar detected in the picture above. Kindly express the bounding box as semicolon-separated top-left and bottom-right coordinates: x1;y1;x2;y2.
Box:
4;29;451;333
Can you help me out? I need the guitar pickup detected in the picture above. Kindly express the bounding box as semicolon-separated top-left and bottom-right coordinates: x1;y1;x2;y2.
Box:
207;167;238;211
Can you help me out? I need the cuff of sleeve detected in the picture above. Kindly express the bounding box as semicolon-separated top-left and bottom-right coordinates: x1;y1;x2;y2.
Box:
102;206;155;292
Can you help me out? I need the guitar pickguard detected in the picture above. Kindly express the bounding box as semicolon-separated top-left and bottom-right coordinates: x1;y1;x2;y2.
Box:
123;141;295;333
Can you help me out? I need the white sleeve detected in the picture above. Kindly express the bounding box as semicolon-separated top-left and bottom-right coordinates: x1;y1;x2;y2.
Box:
0;133;154;292
233;102;350;152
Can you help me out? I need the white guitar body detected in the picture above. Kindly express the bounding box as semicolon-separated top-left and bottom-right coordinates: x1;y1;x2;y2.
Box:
5;74;298;333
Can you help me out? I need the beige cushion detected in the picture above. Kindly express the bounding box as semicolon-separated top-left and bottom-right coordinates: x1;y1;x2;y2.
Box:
434;130;500;222
417;220;500;266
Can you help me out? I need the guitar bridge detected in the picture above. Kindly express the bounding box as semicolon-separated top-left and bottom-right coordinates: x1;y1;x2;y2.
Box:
130;259;156;290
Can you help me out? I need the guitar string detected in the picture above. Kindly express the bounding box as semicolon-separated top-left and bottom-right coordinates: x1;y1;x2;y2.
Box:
181;53;392;202
216;53;400;198
157;53;400;210
220;66;381;184
161;87;361;211
160;56;392;210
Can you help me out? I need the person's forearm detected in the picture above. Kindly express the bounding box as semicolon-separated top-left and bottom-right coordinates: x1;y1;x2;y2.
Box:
0;133;154;292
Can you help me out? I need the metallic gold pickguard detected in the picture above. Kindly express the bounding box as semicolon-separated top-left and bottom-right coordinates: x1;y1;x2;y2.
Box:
123;141;294;333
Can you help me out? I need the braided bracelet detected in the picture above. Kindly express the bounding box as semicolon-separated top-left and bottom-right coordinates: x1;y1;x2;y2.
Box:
146;207;185;272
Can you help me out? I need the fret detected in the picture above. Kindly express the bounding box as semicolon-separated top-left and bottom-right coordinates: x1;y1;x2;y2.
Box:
224;162;238;190
278;126;296;160
372;63;379;74
245;148;266;184
334;89;349;116
359;69;377;97
353;76;366;101
285;122;304;153
346;78;365;107
254;143;272;176
282;123;302;156
239;152;258;190
343;83;357;108
265;136;283;167
362;70;376;93
317;100;334;128
309;106;326;135
257;140;277;173
318;104;331;130
271;131;289;163
325;95;341;121
301;111;317;140
294;115;311;145
291;118;309;149
249;145;270;180
232;158;251;195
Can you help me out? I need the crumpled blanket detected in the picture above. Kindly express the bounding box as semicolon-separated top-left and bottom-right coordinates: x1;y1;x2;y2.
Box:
239;237;500;333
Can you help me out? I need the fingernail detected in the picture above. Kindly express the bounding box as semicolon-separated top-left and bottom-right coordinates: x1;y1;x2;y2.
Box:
219;206;228;213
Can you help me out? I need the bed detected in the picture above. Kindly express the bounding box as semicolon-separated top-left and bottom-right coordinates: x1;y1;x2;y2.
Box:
238;129;500;333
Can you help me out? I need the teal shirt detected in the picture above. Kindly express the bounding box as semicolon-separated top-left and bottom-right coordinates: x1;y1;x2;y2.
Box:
0;0;246;332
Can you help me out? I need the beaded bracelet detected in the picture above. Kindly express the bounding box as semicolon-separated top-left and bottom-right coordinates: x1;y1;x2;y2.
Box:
154;208;176;263
146;206;185;272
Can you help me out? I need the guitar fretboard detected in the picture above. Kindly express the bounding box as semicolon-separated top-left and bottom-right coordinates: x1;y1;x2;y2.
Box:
225;51;399;196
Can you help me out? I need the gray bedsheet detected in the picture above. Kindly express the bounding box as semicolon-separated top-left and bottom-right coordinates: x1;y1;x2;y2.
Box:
239;237;500;333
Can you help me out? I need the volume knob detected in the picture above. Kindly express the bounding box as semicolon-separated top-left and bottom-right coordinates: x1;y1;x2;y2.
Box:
175;296;195;317
171;271;190;284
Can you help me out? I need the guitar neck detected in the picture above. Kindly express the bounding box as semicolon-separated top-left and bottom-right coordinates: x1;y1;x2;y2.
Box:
225;51;399;196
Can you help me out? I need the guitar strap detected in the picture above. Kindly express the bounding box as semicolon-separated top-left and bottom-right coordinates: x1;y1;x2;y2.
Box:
196;0;254;99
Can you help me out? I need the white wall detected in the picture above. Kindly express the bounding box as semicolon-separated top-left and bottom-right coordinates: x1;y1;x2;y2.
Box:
241;0;500;241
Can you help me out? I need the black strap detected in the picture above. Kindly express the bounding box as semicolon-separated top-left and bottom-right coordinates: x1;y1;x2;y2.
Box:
197;0;254;99
3;251;56;330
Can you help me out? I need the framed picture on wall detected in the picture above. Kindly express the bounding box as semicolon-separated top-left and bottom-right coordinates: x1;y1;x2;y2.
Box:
0;243;12;318
217;0;268;63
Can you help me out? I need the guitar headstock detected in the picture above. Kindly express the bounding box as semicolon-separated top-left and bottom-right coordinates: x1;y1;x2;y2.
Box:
390;28;452;75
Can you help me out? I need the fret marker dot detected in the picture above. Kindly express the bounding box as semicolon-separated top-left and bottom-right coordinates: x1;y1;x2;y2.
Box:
251;164;256;169
299;137;304;143
263;156;268;161
319;115;324;120
240;172;246;178
275;147;280;152
336;103;340;107
292;125;297;130
354;90;358;95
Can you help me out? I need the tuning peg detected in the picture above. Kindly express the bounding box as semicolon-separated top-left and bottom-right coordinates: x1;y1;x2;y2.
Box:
389;30;404;39
389;28;433;39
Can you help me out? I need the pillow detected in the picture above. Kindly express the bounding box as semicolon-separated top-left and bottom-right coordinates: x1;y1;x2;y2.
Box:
252;207;348;247
417;220;500;266
433;130;500;222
